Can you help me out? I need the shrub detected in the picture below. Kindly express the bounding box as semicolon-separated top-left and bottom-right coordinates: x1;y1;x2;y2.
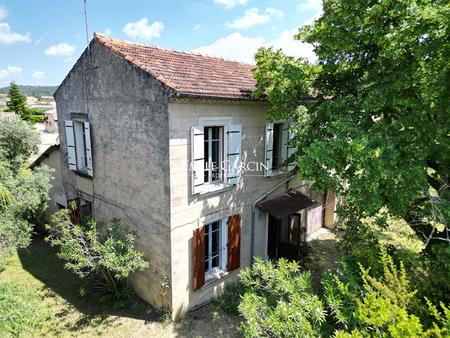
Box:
238;257;326;337
46;209;149;301
0;282;50;336
217;282;246;314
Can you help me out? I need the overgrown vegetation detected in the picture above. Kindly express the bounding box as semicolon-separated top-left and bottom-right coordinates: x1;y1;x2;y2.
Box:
221;246;449;337
0;281;50;336
253;0;449;245
46;209;149;302
234;0;450;335
0;114;51;260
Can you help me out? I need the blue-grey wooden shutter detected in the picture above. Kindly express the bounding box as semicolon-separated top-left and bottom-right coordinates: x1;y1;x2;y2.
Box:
191;126;205;194
226;124;241;185
264;123;273;176
64;120;77;171
83;122;93;176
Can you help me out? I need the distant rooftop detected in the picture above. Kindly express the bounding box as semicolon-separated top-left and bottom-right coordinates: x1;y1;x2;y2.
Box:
94;33;258;100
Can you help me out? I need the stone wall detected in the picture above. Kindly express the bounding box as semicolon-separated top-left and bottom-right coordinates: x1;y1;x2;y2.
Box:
54;40;173;310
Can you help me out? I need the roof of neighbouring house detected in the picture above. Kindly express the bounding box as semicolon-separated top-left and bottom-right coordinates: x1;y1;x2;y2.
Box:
94;33;258;100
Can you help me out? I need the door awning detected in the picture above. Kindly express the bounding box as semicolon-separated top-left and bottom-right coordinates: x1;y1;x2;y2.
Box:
257;190;318;219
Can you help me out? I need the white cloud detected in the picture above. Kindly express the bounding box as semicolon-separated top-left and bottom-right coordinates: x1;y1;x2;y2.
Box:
0;66;22;85
0;6;7;21
214;0;248;9
192;32;265;64
193;24;201;31
45;43;75;56
270;28;317;62
298;0;322;12
0;23;30;44
266;7;284;18
122;18;164;40
191;29;317;64
32;71;46;79
226;8;270;29
103;27;112;36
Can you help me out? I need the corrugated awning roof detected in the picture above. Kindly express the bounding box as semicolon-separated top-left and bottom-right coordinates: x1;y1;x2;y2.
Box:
257;190;318;219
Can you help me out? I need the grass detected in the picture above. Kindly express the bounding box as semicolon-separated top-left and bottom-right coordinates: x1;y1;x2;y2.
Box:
0;237;240;337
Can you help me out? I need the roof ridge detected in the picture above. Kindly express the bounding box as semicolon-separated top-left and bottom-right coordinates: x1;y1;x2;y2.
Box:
94;32;254;67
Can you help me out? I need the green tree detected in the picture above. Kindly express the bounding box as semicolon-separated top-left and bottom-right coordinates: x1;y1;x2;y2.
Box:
6;82;27;119
252;0;450;243
46;210;150;301
0;115;39;172
0;115;51;259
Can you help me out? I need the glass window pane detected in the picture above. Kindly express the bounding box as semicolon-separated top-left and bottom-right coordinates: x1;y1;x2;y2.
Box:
212;127;220;140
272;123;282;170
212;255;219;268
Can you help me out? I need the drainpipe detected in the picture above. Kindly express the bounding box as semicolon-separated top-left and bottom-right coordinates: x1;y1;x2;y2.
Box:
250;173;296;265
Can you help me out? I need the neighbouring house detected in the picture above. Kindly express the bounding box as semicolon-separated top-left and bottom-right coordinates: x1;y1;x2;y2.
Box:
29;121;66;221
30;143;67;220
54;33;336;318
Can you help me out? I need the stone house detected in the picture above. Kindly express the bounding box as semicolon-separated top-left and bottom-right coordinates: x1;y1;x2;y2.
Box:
54;33;336;318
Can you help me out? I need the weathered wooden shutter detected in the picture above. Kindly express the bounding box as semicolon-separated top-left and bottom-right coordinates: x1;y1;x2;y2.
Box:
192;227;205;290
64;120;77;171
191;126;205;194
226;124;242;185
83;122;93;177
67;197;81;224
264;123;274;177
220;218;228;271
287;122;297;171
227;214;241;271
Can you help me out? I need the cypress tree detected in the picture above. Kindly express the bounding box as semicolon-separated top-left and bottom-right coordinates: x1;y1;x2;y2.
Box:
6;82;28;119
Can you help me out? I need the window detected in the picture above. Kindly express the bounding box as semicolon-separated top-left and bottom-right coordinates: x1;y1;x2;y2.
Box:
272;123;284;171
204;126;224;184
192;214;241;290
64;119;93;176
204;220;223;275
264;122;296;176
191;121;241;194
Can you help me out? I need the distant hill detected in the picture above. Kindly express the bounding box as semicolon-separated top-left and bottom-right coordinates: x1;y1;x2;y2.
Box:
0;85;58;97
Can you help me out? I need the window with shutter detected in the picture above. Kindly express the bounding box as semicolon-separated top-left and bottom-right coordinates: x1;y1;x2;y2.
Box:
191;119;242;194
192;216;234;290
264;122;296;175
65;119;93;177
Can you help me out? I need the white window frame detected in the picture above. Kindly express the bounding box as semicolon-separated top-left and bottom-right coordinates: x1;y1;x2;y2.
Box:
264;121;296;177
203;217;228;280
204;126;224;184
65;117;93;177
191;116;242;194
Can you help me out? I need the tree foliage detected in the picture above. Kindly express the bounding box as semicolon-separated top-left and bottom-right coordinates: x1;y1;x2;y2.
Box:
5;82;45;122
0;115;51;258
46;210;150;300
0;115;39;172
6;82;27;118
252;0;450;243
232;252;449;337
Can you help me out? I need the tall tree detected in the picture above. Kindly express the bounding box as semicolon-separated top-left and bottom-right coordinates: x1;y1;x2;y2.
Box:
6;82;28;119
253;0;450;243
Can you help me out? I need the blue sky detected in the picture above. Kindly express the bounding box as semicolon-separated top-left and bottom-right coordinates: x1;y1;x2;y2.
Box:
0;0;321;87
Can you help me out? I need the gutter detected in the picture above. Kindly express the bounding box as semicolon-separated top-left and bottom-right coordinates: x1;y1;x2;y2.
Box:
250;173;296;265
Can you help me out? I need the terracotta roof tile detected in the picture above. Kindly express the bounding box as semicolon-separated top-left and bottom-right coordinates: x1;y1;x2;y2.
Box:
94;33;257;99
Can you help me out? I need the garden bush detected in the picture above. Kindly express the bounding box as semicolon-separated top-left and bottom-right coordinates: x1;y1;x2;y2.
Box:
231;251;450;337
46;209;149;302
0;282;50;336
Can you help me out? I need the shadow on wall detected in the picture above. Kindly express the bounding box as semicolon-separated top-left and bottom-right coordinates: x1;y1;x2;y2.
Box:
18;236;159;330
